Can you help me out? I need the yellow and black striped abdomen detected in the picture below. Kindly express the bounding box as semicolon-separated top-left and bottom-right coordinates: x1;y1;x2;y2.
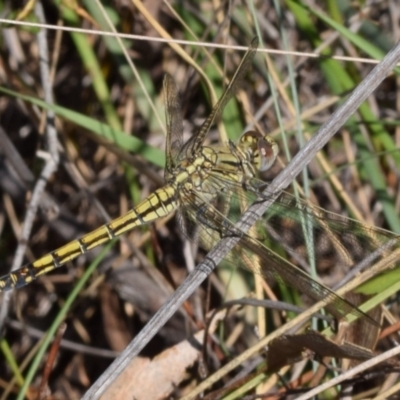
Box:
0;185;179;291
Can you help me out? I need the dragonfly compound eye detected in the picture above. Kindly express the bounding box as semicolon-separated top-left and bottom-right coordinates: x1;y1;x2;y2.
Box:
258;135;278;172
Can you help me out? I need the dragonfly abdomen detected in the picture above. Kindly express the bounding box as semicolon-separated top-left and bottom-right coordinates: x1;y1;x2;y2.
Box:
0;185;180;292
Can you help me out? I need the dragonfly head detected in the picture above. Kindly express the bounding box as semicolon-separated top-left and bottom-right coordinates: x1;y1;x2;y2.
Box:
239;130;278;172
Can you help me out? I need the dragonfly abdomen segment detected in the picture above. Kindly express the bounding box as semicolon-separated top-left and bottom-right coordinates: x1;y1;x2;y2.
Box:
109;185;178;235
0;185;179;291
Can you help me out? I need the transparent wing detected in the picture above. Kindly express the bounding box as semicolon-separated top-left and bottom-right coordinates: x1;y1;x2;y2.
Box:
163;73;184;178
205;172;395;270
180;37;259;159
179;172;399;323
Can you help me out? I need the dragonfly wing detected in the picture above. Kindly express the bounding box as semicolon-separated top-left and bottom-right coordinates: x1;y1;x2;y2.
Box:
241;234;367;321
163;74;184;178
181;173;399;324
181;37;259;158
205;172;397;274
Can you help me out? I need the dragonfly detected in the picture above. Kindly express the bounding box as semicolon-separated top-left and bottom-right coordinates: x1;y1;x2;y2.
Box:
0;38;395;323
